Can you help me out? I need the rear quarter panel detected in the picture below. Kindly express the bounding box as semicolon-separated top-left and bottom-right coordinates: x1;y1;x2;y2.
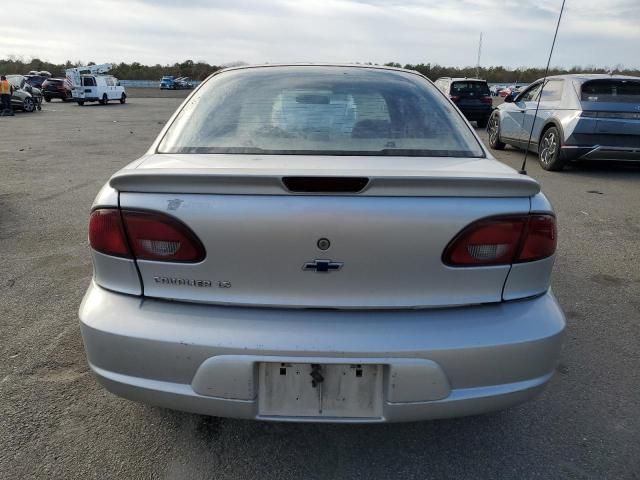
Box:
502;192;555;300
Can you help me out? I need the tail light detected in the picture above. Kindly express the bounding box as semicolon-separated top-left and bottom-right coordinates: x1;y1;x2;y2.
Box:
88;209;130;257
443;214;556;266
89;209;205;262
517;215;557;262
122;211;205;262
480;96;493;105
449;95;460;102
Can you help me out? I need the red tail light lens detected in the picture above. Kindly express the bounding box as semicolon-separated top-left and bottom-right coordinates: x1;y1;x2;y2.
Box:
89;209;205;262
443;214;556;266
121;211;205;262
444;216;526;266
480;96;493;105
89;209;131;257
518;214;557;262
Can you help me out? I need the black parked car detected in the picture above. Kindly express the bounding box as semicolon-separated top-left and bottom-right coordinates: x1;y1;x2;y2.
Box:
42;78;72;102
434;77;493;127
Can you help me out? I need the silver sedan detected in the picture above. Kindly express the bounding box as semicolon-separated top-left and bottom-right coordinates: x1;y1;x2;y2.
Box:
79;65;565;422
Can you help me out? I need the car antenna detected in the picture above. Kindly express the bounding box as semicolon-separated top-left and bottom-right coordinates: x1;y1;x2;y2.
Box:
519;0;566;175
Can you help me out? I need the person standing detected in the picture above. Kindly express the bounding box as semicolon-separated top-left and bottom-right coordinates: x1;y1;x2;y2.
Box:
0;75;14;116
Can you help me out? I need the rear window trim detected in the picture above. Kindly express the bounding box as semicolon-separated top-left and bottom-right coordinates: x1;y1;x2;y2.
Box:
161;146;485;158
155;66;487;159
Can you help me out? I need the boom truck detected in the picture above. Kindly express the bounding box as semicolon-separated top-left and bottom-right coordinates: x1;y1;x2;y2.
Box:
65;64;126;106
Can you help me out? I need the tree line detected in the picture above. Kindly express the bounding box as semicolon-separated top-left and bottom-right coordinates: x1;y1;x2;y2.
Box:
0;58;223;81
389;63;639;83
2;57;638;83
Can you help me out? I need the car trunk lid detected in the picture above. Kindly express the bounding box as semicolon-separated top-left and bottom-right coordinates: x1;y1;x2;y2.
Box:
450;81;491;106
115;154;537;309
581;79;640;136
585;106;640;137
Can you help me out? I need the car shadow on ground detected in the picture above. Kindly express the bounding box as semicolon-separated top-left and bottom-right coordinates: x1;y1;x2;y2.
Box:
492;143;640;181
151;404;561;478
564;160;640;178
74;103;127;108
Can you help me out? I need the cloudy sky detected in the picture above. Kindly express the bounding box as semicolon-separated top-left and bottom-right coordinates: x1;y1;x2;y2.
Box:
4;0;638;68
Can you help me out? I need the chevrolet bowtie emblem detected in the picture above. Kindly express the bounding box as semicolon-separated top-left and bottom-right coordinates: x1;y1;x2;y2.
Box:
303;259;343;273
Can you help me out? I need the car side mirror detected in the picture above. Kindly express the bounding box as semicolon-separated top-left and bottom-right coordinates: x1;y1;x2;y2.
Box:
504;94;514;103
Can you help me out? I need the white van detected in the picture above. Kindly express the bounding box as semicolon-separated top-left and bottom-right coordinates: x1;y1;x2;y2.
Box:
72;75;126;106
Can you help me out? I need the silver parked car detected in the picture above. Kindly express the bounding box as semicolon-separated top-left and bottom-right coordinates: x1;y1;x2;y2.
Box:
6;74;43;112
487;74;640;170
80;65;565;423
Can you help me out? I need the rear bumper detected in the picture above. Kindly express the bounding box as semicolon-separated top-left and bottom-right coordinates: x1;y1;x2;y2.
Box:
562;145;640;161
79;282;565;422
44;90;68;98
458;106;492;120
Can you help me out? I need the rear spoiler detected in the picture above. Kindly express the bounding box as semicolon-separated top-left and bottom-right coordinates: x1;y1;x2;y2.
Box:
110;169;540;197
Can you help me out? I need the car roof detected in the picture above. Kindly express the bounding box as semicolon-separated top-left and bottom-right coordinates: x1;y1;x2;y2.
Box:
542;73;640;83
449;78;487;82
434;77;487;82
215;63;431;81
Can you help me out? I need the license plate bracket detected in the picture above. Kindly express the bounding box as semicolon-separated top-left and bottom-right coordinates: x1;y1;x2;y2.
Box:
258;362;383;418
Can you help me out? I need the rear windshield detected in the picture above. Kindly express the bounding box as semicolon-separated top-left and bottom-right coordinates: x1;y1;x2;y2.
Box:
159;67;484;157
581;79;640;103
451;81;490;96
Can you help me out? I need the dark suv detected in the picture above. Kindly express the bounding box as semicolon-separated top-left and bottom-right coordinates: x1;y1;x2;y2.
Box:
42;78;72;102
434;77;493;127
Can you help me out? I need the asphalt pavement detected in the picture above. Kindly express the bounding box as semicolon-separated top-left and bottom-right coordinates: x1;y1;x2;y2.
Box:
1;90;639;479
